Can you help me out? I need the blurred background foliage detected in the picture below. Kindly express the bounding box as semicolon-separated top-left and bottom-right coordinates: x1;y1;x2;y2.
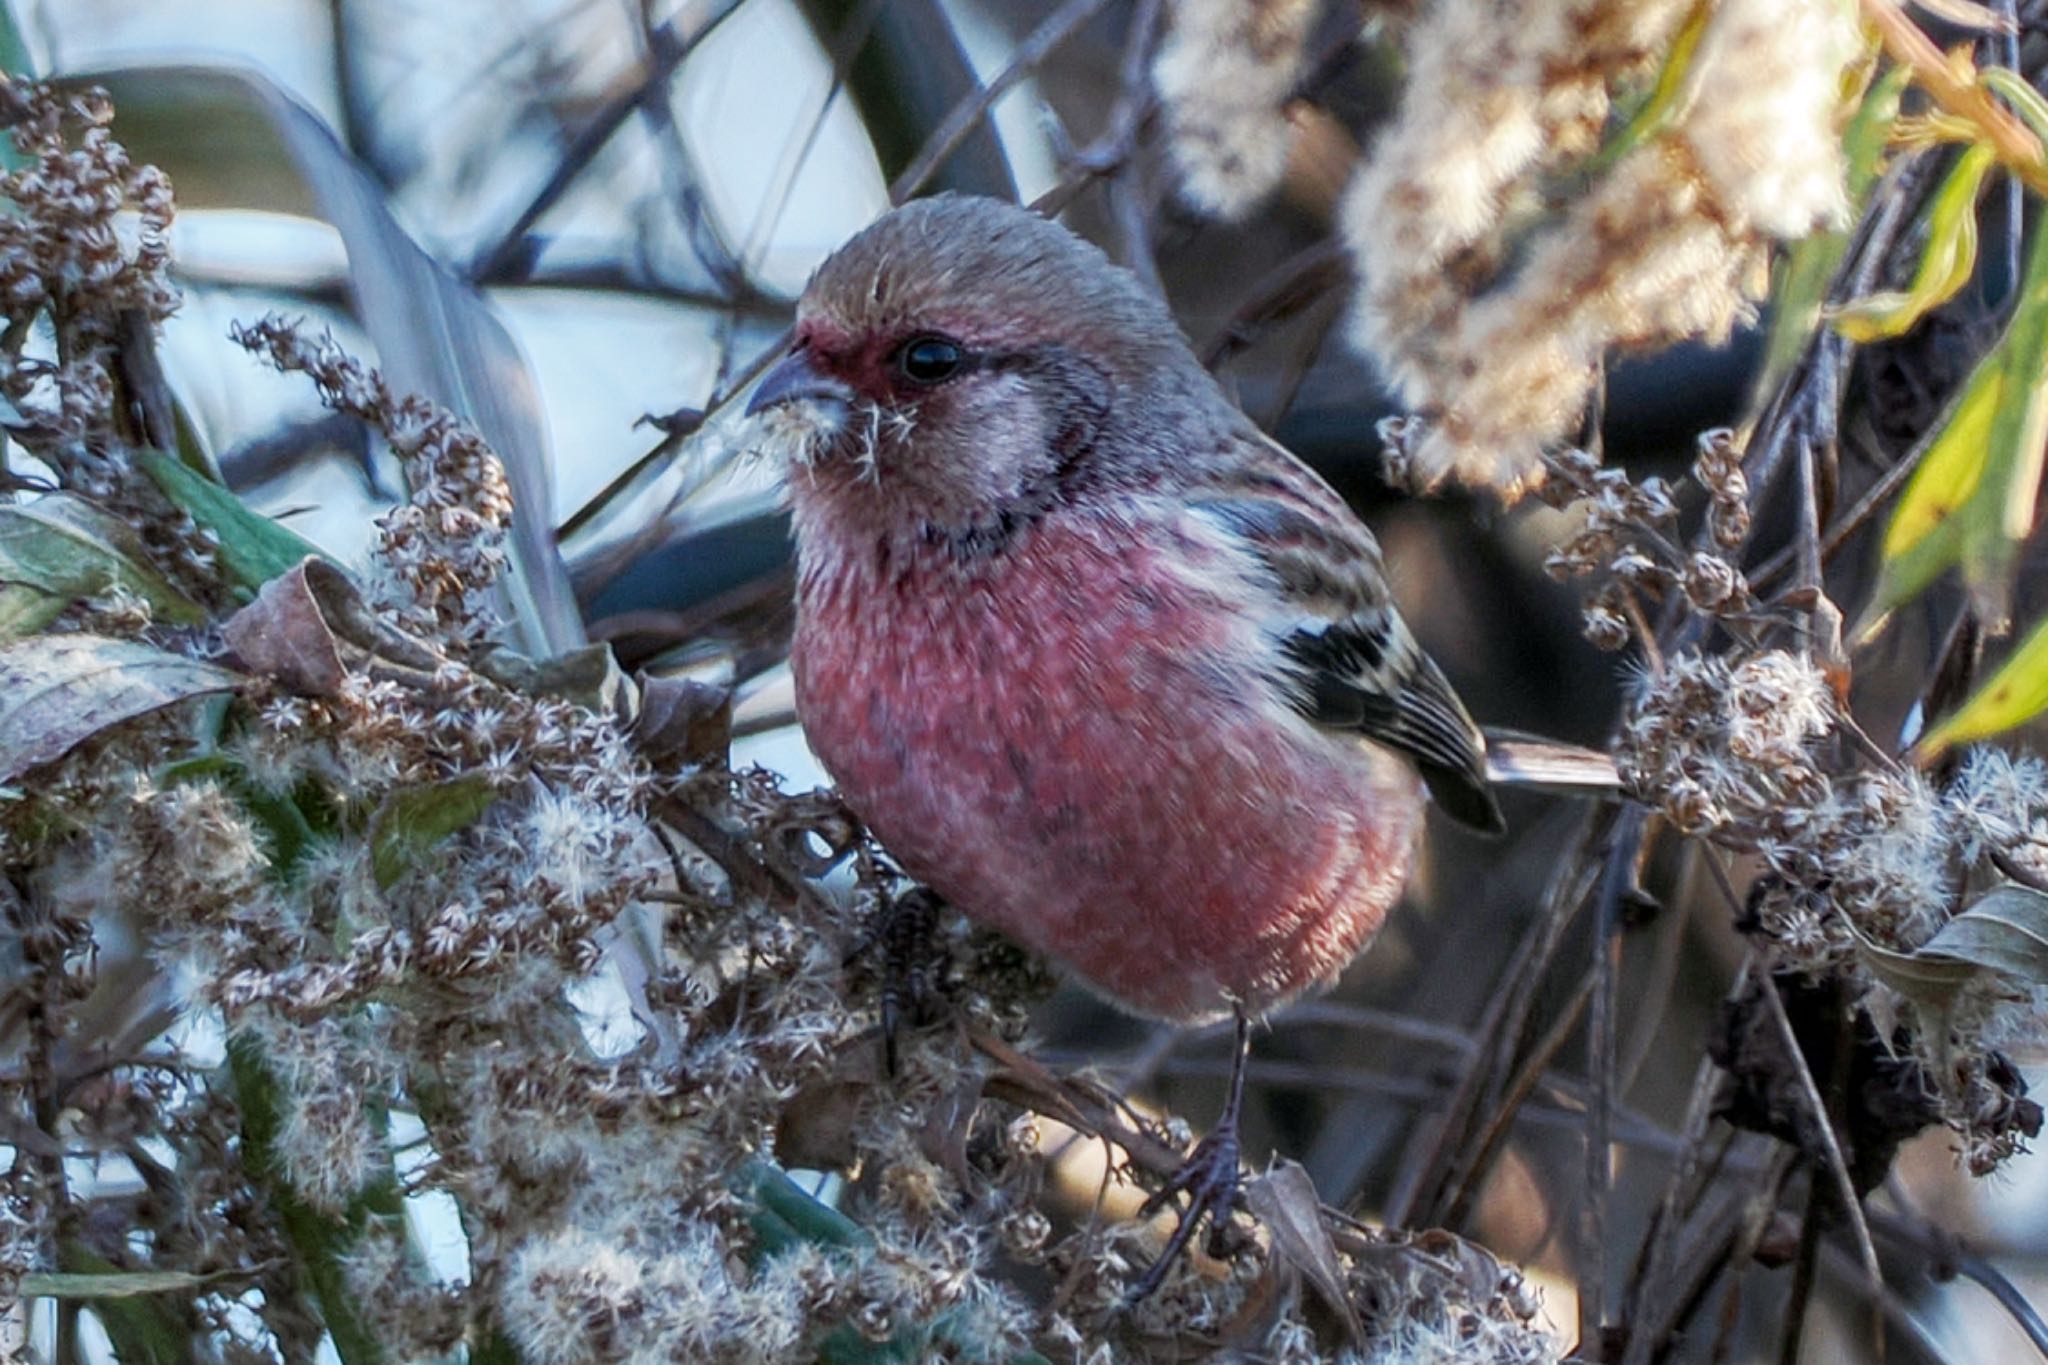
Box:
10;0;2048;1361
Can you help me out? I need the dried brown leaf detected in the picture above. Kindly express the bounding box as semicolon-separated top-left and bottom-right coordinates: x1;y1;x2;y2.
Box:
1243;1159;1363;1347
0;634;239;782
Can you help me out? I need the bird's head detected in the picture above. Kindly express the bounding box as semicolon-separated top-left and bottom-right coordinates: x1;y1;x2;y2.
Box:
747;195;1204;540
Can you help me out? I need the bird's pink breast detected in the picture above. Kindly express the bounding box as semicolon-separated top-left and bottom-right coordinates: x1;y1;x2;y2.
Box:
792;512;1424;1023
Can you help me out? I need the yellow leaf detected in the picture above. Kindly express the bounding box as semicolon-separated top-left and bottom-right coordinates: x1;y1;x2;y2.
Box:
1863;184;2048;637
1918;611;2048;754
1883;354;2002;560
1832;142;1995;342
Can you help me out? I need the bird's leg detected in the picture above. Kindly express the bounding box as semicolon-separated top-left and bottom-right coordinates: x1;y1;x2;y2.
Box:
875;886;948;1076
1126;1008;1254;1304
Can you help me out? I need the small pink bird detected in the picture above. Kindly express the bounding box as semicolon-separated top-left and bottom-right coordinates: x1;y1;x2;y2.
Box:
747;194;1500;1295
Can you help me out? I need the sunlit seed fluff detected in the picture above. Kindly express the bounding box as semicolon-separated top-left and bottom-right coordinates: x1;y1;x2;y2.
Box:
1153;0;1319;219
504;1228;647;1365
1342;0;1852;497
1681;0;1856;238
1945;747;2048;858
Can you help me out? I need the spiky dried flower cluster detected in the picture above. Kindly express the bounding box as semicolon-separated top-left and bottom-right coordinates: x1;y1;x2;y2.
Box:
0;76;177;472
1517;439;1762;652
0;313;1117;1361
1617;648;2045;1169
1341;0;1859;496
1523;435;1764;650
1152;0;1319;219
231;316;514;645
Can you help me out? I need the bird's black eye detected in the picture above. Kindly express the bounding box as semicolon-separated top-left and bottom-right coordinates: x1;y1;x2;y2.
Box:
897;335;965;385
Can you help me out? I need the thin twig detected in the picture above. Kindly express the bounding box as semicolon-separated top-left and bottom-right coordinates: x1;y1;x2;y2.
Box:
469;4;745;281
1198;239;1349;369
557;324;791;546
1101;0;1166;296
1583;804;1647;1357
888;0;1116;205
1756;972;1887;1313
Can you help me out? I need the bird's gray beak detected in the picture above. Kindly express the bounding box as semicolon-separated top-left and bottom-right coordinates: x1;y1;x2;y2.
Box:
745;348;854;421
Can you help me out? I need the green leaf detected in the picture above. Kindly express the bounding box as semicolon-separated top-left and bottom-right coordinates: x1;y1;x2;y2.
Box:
0;581;63;641
1919;611;2048;753
1593;0;1716;172
23;1269;213;1298
1862;202;2048;635
1832;143;1995;342
0;492;203;623
0;634;240;782
1983;65;2048;142
56;1249;192;1365
370;773;499;889
137;448;330;595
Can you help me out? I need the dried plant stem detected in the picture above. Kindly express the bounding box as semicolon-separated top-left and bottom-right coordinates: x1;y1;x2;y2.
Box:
1620;1050;1739;1365
1385;814;1607;1227
888;0;1116;205
1447;964;1596;1227
1582;806;1647;1357
1755;973;1887;1329
1859;0;2048;198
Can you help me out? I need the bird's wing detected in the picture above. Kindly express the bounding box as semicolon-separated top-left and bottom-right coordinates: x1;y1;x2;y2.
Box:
1187;432;1505;835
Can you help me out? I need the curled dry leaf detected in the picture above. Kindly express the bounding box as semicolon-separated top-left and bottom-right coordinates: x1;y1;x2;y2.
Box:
632;672;734;769
476;641;625;711
1846;885;2048;1091
1913;886;2048;985
1242;1159;1363;1347
221;558;349;697
1849;885;2048;1008
774;1036;885;1174
222;556;445;696
0;633;241;783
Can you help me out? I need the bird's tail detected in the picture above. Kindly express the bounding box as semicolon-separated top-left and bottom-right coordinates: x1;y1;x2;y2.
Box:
1483;731;1622;796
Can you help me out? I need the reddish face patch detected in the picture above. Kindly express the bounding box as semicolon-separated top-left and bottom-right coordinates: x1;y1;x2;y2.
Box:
795;320;971;409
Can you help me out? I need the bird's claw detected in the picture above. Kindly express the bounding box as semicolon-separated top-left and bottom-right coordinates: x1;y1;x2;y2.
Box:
1125;1124;1249;1304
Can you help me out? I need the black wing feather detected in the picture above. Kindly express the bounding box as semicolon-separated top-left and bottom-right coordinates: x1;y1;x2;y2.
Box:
1188;431;1505;836
1281;624;1506;836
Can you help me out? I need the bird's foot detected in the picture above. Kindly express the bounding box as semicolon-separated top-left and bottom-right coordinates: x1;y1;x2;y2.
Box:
1125;1121;1251;1304
874;886;948;1075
